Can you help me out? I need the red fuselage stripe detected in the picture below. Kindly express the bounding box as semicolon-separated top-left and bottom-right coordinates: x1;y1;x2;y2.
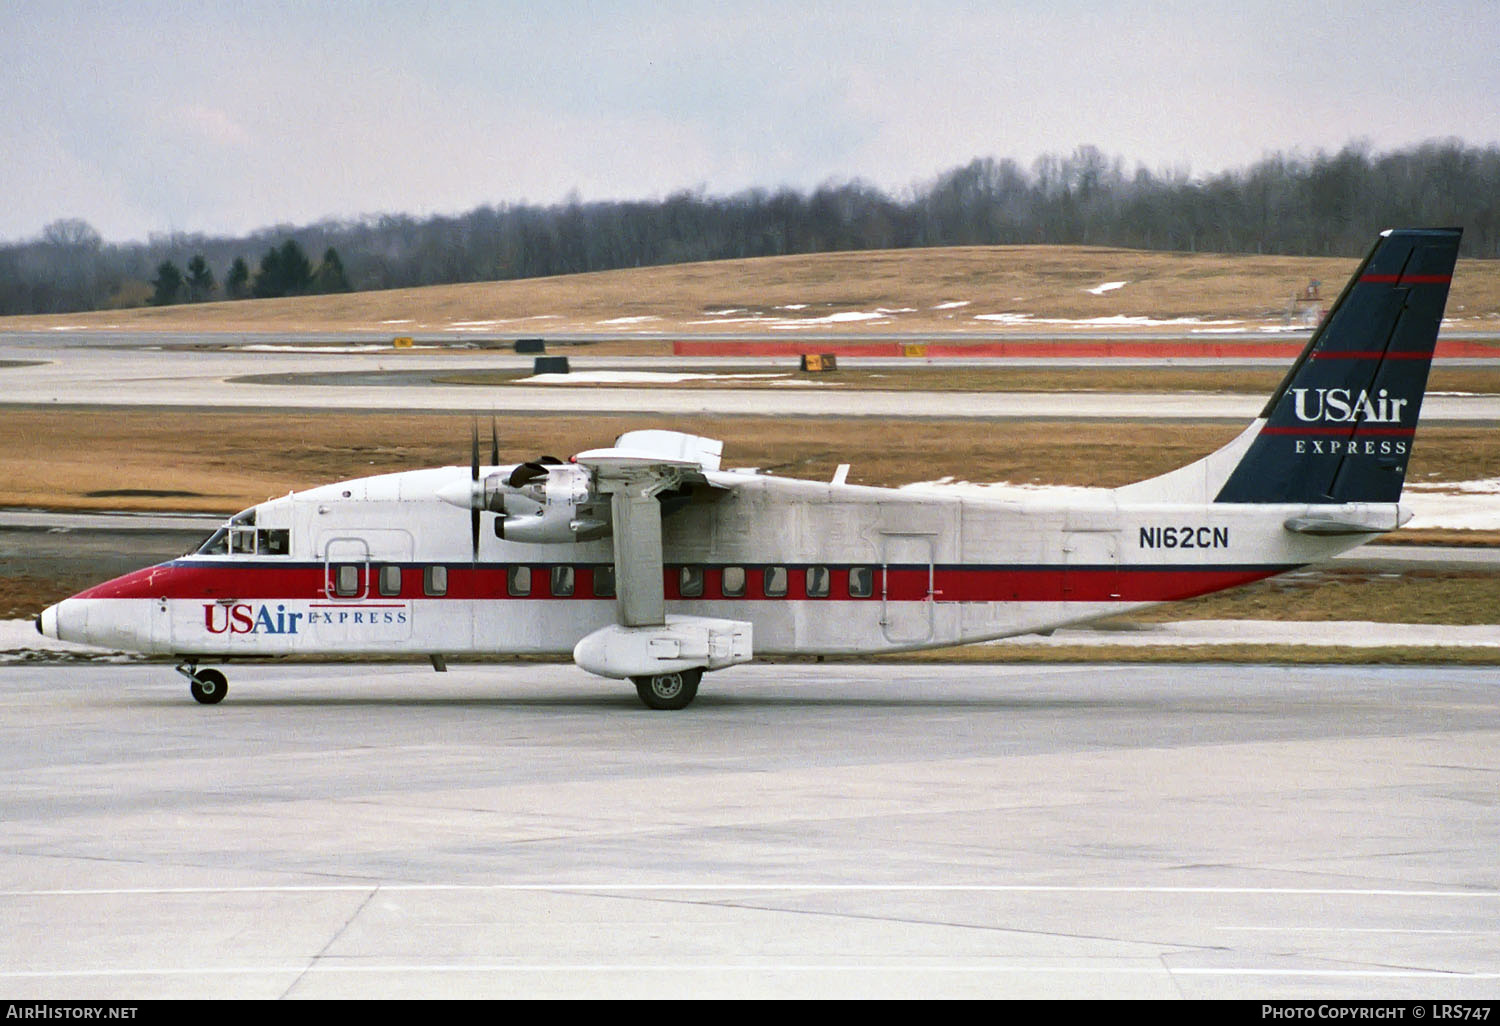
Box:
73;561;1291;606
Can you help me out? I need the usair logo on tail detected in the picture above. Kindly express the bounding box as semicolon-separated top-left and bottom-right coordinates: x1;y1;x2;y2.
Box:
1291;388;1409;424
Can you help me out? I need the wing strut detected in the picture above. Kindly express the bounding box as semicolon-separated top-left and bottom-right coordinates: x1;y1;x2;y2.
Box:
600;469;679;627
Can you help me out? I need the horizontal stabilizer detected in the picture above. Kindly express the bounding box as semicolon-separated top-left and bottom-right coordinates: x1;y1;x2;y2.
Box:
1283;506;1408;535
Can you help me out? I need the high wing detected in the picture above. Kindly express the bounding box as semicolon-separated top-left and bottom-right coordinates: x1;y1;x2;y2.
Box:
574;430;725;627
569;431;751;705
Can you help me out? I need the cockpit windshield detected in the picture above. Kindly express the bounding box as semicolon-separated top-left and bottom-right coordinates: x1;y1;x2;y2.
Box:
193;508;288;557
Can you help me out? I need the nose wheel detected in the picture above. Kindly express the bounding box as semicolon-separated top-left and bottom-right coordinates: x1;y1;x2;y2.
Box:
176;663;228;705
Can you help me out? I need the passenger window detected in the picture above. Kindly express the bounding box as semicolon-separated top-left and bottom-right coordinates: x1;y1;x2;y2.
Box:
593;565;615;598
551;565;575;597
258;528;290;555
424;565;448;597
721;566;746;598
806;566;830;598
508;565;531;597
377;564;402;596
849;566;874;598
679;566;704;598
764;566;787;597
333;564;360;597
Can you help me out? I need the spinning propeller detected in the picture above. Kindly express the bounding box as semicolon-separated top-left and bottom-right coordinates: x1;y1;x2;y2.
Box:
467;419;502;559
438;423;600;548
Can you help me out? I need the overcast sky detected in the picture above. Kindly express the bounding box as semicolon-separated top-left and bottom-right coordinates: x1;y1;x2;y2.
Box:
3;0;1498;244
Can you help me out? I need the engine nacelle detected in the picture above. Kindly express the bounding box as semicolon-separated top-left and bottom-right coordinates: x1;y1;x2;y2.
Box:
490;463;609;543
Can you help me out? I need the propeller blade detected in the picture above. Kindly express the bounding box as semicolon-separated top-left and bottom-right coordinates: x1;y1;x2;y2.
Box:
490;417;500;467
508;461;549;488
470;422;481;560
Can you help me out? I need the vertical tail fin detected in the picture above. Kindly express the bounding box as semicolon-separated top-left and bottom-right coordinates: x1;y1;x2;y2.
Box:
1212;227;1461;504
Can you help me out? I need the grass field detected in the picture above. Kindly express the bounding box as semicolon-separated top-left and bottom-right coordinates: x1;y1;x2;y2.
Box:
6;409;1499;512
3;244;1499;335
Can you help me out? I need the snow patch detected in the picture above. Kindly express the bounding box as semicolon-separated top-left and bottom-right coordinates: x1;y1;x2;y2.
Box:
973;312;1241;327
242;343;436;353
795;311;890;324
1087;281;1128;295
1403;478;1500;531
444;319;513;331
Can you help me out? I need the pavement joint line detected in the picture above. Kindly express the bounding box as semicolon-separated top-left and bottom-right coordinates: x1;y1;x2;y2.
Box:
5;883;1500;897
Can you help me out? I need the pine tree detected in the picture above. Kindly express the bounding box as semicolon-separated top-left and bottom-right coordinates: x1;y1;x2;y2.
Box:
185;255;215;302
276;239;312;295
251;239;313;298
148;261;183;306
312;246;351;293
225;257;250;299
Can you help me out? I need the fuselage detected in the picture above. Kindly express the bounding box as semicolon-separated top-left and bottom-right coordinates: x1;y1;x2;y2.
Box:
39;461;1388;660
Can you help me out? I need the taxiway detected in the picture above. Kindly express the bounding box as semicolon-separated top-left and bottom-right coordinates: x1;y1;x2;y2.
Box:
1;661;1497;999
4;333;1500;420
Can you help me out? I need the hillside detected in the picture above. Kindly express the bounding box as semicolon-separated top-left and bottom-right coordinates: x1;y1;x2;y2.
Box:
4;245;1500;336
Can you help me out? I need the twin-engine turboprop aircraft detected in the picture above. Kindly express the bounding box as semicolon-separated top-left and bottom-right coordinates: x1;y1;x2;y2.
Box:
39;228;1463;709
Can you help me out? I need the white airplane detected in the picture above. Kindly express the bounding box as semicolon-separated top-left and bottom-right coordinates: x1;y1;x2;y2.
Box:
38;228;1463;709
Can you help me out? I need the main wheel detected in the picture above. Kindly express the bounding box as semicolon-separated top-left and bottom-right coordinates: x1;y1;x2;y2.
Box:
631;668;702;710
190;668;228;705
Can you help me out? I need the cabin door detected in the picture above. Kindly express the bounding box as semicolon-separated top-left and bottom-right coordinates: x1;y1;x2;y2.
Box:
317;530;415;645
880;532;935;644
1061;531;1121;603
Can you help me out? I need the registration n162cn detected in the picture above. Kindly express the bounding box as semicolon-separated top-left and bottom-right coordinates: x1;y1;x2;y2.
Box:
38;228;1463;709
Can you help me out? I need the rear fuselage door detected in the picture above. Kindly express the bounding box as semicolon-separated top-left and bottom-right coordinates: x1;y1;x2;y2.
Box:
880;532;935;643
1062;531;1121;603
